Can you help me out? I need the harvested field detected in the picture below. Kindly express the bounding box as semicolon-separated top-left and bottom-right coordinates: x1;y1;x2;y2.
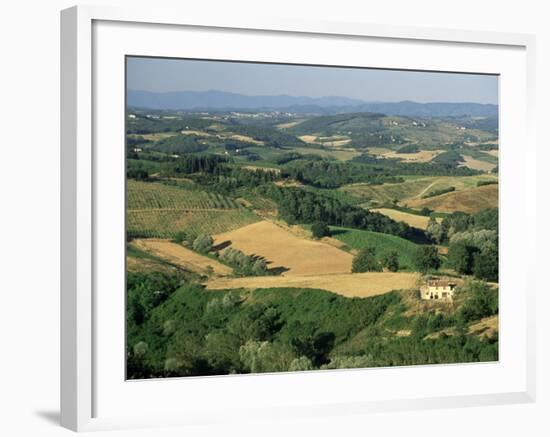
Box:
228;134;264;145
213;220;353;276
127;255;174;274
407;184;498;214
483;150;499;158
291;146;361;161
141;132;177;142
298;135;320;144
381;150;441;163
132;239;232;276
371;208;442;230
276;120;304;129
460;155;496;172
206;271;420;298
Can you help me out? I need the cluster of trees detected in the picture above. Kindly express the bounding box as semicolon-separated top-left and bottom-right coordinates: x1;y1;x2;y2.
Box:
283;159;404;188
414;245;441;273
426;209;498;281
259;185;418;239
352;154;480;176
396;144;420;154
152;134;210;154
477;180;498;187
311;221;331;239
422;186;455;199
127;167;149;181
164;154;229;175
431;150;465;166
351;247;399;273
228;124;306;148
219;248;270;276
126;277;498;379
192;234;214;253
349;132;406;148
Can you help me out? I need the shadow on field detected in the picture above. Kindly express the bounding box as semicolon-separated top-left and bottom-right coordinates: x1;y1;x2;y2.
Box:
212;240;232;251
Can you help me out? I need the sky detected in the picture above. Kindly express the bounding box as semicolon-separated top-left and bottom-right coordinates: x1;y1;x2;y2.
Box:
126;57;498;104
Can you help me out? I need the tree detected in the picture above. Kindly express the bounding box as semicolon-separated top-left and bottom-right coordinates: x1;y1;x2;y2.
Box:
448;241;478;274
382;251;399;272
473;245;499;282
192;234;213;253
426;216;445;244
414;245;441;273
352;247;382;273
173;230;188;244
311;221;331;239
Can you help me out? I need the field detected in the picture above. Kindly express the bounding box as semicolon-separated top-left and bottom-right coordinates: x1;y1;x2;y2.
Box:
340;175;498;207
206;271;420;298
329;226;420;270
291;146;362;161
126;97;499;378
131;239;232;276
407;183;498;213
128;180;240;210
377;149;442;163
128;208;261;239
127;180;261;238
371;208;442;230
213;220;354;276
460;155;496;172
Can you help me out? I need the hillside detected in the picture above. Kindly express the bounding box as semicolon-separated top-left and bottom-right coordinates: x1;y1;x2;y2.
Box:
406;183;498;213
329;226;421;270
127;282;499;378
213;220;354;276
339;175;497;207
127;180;261;238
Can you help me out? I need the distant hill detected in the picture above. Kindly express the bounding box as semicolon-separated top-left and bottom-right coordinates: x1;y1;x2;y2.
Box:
127;90;498;117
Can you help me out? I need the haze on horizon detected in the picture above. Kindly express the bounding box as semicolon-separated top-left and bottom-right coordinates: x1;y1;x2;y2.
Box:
127;57;498;105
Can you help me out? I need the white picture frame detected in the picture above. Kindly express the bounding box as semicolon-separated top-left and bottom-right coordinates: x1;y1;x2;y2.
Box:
60;5;537;432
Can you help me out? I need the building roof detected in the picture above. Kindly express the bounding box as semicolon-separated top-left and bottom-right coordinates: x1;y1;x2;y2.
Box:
426;279;457;287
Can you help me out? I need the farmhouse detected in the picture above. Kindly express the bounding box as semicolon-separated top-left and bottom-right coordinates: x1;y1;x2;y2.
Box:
420;278;457;301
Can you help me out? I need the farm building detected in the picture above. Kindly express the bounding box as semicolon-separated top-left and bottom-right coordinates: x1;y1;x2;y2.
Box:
420;279;457;301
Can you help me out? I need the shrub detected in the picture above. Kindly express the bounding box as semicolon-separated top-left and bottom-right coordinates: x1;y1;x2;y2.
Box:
448;241;478;274
192;234;213;253
458;281;498;322
414;245;441;273
473;245;499;282
311;221;331;239
352;247;382;273
382;251;399;272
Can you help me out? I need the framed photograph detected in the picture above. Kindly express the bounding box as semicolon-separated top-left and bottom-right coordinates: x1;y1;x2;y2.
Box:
61;5;536;432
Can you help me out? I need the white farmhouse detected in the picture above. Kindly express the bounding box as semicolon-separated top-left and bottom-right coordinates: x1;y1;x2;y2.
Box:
420;279;457;302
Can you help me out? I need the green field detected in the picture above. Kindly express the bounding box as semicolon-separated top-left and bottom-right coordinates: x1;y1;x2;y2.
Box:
329;226;421;270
